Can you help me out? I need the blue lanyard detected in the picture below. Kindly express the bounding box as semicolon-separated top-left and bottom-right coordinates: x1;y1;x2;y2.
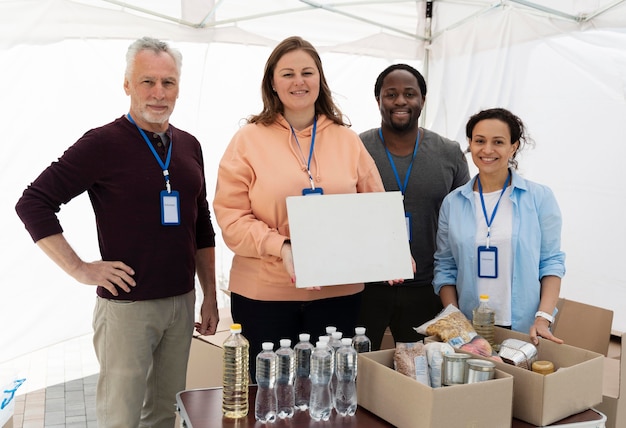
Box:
127;114;173;193
378;128;420;195
290;116;317;189
477;172;510;248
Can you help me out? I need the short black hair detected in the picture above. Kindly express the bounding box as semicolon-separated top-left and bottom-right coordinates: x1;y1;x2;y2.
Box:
374;64;427;99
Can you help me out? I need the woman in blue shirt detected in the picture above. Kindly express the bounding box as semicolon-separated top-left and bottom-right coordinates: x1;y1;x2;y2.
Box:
433;108;565;345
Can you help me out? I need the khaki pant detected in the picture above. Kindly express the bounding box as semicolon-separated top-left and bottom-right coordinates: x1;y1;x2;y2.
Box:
92;290;195;428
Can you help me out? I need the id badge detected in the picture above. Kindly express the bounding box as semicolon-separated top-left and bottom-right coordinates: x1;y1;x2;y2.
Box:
161;190;180;226
405;212;412;241
302;187;324;196
477;246;498;278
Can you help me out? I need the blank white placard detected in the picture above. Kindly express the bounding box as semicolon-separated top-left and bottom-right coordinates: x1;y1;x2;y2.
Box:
286;191;414;288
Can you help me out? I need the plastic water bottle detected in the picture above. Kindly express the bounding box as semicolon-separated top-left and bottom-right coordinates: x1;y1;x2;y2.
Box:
334;338;358;416
222;323;249;418
352;327;371;353
329;331;343;397
275;339;295;418
325;326;337;337
309;341;333;421
472;294;496;347
254;342;277;423
294;333;314;411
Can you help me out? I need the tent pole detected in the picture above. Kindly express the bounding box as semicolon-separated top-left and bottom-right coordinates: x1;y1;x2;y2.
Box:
421;0;433;128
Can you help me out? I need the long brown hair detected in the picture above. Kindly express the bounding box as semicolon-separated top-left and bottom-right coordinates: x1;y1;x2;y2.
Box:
248;36;346;127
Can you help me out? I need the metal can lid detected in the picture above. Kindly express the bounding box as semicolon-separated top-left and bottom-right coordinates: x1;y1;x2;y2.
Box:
532;360;555;375
444;353;471;362
466;359;496;371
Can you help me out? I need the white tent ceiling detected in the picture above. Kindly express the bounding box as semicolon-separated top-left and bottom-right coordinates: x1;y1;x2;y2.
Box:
2;0;626;364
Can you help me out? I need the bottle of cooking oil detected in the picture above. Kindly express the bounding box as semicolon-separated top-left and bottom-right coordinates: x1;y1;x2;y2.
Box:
222;323;250;418
472;294;496;347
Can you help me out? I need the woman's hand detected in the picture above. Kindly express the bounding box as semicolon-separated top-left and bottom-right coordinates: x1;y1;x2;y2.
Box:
386;256;416;285
529;318;564;346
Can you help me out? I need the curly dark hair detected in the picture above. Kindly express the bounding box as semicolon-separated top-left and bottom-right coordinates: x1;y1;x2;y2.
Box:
465;108;533;169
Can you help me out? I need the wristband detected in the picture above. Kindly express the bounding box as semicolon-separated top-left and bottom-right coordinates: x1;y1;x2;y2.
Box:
535;311;554;324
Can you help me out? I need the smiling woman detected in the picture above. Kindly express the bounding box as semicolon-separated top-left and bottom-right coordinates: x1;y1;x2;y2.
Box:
434;108;566;347
212;36;387;381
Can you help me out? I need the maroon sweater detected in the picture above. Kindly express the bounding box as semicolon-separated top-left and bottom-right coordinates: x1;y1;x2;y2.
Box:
16;116;215;300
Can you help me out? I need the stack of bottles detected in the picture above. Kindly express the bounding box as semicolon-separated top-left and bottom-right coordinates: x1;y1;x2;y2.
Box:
251;325;368;422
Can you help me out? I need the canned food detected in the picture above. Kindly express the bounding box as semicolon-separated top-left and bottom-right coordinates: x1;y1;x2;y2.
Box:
464;359;496;383
531;360;555;375
498;338;538;370
442;353;470;385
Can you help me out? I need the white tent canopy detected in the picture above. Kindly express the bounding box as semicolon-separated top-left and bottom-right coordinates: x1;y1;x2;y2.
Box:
2;0;626;363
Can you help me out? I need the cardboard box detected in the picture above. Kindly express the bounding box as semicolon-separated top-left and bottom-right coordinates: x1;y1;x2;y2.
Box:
484;328;604;426
356;349;513;428
596;332;626;428
552;298;614;356
185;309;233;389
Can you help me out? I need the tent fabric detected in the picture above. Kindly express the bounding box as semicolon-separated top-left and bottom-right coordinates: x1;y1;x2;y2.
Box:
1;0;626;363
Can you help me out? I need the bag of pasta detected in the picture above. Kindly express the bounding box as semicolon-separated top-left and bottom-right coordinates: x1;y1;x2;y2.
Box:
415;304;476;348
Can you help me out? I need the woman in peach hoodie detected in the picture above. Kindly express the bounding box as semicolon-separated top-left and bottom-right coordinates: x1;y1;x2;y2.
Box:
214;36;385;376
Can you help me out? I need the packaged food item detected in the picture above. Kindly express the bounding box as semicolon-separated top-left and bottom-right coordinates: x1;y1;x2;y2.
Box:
498;338;538;370
531;360;555;375
416;304;476;347
459;335;503;362
424;342;455;388
465;359;496;383
393;342;430;386
441;353;470;385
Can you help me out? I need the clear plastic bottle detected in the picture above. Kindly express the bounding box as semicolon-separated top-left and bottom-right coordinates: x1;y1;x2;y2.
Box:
309;341;333;422
254;342;277;423
329;331;343;398
352;327;372;353
334;338;358;416
294;333;314;411
472;294;496;347
275;339;295;419
222;323;249;418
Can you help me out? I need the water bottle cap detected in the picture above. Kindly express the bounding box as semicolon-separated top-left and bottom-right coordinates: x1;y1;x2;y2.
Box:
298;333;310;342
279;338;291;348
318;336;330;343
230;323;242;333
315;341;327;349
326;326;337;334
341;338;352;346
479;294;490;302
261;342;274;351
331;331;343;339
355;327;366;335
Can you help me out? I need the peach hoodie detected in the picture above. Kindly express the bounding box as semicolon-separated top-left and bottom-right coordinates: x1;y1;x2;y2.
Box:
214;114;384;301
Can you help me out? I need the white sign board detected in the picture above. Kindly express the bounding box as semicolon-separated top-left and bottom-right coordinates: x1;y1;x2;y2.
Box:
286;191;413;288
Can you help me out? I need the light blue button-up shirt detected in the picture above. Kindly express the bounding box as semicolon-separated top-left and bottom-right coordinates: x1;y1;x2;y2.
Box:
433;169;566;333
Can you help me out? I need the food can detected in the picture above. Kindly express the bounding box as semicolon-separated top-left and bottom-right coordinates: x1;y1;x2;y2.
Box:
498;338;538;370
464;359;496;383
442;353;470;385
531;360;555;375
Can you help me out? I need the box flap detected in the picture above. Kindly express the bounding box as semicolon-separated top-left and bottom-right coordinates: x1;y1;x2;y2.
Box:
553;298;613;356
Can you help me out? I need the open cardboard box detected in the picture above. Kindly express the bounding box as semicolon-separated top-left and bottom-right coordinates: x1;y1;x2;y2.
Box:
481;327;604;426
185;308;233;389
592;332;625;428
548;298;625;428
552;298;614;356
357;349;514;428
